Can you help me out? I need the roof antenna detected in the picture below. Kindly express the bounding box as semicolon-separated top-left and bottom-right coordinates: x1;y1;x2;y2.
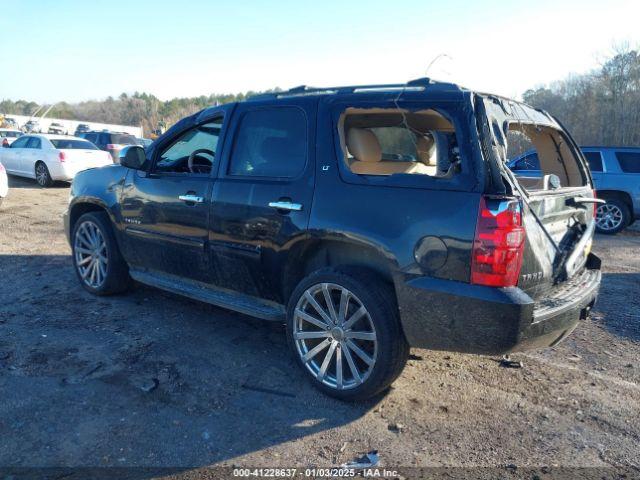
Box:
425;53;452;76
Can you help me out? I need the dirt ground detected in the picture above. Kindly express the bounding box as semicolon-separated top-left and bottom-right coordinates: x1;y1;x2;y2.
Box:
0;175;639;477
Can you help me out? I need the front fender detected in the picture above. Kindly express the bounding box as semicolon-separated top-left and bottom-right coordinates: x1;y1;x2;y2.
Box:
65;166;129;243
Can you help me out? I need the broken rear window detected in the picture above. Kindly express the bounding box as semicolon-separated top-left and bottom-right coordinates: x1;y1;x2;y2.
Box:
506;123;588;191
338;108;461;179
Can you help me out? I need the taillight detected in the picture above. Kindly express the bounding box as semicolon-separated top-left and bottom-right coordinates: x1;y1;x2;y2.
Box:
592;189;598;218
2;139;7;147
0;162;5;172
106;144;119;150
58;151;66;162
471;196;525;287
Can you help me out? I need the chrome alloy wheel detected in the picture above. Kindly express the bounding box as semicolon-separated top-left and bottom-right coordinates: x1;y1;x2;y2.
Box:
596;203;623;232
35;163;49;186
74;221;108;289
293;283;378;390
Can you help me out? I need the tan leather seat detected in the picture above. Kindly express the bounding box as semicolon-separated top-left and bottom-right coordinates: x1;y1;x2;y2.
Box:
416;135;438;176
346;128;431;176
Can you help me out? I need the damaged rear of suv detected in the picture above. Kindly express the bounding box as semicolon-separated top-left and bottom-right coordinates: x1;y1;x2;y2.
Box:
65;78;601;400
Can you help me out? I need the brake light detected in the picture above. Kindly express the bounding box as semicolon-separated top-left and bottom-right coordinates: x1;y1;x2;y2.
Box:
106;144;119;150
471;196;525;287
58;151;66;162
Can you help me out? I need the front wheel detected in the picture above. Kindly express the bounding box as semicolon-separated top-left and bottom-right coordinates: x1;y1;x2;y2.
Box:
596;198;630;234
72;212;132;295
286;267;409;401
35;162;53;187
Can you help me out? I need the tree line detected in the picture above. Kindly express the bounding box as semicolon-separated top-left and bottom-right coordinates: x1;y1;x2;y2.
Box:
2;46;639;145
0;90;280;137
523;45;640;146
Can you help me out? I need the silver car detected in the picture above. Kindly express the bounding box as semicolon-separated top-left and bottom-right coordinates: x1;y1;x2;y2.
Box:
509;146;640;234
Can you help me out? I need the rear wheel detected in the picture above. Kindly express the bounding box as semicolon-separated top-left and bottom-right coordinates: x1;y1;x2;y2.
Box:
596;198;629;234
35;162;53;187
72;212;132;295
286;267;409;401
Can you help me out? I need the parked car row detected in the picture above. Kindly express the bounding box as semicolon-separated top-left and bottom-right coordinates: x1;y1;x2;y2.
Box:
0;127;155;195
0;134;113;187
509;147;640;234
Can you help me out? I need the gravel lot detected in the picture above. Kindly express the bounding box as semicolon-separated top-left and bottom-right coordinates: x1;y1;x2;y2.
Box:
0;175;639;477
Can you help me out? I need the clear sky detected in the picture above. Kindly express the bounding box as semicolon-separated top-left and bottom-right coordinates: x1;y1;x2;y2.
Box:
2;0;639;103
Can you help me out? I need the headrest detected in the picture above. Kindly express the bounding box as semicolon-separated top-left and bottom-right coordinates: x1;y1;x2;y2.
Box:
347;128;381;163
416;135;436;166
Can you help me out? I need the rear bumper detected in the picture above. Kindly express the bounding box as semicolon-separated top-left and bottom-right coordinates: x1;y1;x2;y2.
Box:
395;254;601;355
50;163;111;181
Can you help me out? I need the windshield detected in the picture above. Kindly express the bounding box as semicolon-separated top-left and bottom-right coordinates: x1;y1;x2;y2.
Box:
50;139;98;150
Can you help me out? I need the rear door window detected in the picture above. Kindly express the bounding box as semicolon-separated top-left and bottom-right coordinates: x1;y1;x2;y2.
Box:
228;107;307;178
26;137;41;149
615;151;640;173
583;151;603;172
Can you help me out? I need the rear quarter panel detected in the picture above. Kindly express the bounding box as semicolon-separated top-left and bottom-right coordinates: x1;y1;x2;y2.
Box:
311;94;483;284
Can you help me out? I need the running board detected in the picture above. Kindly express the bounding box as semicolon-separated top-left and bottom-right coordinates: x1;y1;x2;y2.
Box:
129;268;286;322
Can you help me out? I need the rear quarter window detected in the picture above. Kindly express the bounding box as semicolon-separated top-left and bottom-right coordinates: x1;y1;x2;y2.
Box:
615;151;640;173
228;107;307;178
583;151;603;172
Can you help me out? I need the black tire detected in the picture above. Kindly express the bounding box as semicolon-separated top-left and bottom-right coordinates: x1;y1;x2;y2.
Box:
35;161;53;187
595;197;630;235
71;211;132;295
286;267;409;401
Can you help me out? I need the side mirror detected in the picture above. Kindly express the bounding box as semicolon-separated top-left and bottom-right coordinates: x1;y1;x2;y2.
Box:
119;145;146;170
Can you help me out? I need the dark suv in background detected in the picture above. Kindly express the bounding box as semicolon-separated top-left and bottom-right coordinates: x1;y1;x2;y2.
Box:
79;130;137;162
509;146;640;234
64;79;602;400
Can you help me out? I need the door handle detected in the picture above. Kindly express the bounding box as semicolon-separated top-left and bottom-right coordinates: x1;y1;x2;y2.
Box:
268;201;302;212
178;194;204;204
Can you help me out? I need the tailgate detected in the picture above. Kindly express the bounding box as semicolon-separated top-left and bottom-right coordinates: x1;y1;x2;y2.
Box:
477;95;599;301
519;187;597;300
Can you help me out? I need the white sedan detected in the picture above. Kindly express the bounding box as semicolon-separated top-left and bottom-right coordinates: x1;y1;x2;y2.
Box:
0;134;113;187
0;160;8;206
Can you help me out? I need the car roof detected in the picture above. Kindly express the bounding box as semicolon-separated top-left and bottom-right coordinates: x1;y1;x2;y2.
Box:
245;77;466;103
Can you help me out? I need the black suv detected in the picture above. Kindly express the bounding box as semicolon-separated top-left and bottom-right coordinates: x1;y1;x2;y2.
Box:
64;79;602;400
79;130;137;161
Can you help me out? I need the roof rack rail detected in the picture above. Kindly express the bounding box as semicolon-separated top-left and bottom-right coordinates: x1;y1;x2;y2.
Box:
247;77;433;101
